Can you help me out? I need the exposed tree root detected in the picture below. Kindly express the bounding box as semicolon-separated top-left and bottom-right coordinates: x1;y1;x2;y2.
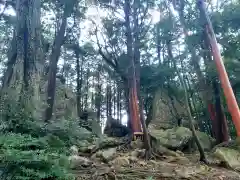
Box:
144;148;163;161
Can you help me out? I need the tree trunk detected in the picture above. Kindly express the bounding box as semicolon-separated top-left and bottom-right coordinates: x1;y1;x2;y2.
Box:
113;83;116;118
201;27;230;142
2;0;43;118
106;83;112;117
212;79;229;143
124;0;142;133
96;64;102;123
2;34;17;89
85;68;90;110
167;38;207;162
76;49;83;117
117;85;121;121
45;1;75;121
176;3;221;139
91;75;95;109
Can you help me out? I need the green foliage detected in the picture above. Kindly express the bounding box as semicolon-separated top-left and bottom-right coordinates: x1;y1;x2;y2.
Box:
0;133;75;180
0;96;93;179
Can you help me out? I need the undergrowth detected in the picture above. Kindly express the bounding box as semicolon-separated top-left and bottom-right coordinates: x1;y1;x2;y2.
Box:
0;97;91;180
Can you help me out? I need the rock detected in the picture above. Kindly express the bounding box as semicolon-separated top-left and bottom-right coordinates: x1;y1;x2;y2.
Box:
97;148;117;162
40;79;77;120
151;88;189;129
149;127;192;150
78;140;92;153
95;136;123;150
111;157;130;166
196;131;214;151
176;150;184;156
128;156;138;163
149;126;214;152
70;145;78;155
174;165;206;178
213;147;240;170
69;155;92;169
91;153;97;160
130;139;144;149
135;149;146;158
130;150;140;158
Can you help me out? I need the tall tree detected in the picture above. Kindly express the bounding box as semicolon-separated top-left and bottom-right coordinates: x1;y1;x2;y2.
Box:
2;0;43;119
45;0;76;121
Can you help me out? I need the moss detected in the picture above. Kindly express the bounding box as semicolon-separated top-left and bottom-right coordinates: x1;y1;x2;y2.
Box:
213;147;240;170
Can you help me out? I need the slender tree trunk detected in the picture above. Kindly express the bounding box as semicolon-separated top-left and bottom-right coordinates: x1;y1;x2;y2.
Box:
117;85;121;121
80;57;84;111
156;20;161;64
91;76;95;109
106;84;109;118
167;38;206;162
96;64;102;123
175;3;221;139
76;49;83;117
145;101;153;127
107;82;112;117
113;83;116;118
45;2;75;121
85;68;90;110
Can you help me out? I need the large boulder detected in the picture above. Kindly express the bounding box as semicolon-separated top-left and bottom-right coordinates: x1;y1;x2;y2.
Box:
213;147;240;170
36;78;78;120
196;131;215;151
149;126;214;151
151;88;187;129
96;148;117;162
110;156;130;167
149;126;192;151
69;155;93;169
78;135;123;153
213;139;240;170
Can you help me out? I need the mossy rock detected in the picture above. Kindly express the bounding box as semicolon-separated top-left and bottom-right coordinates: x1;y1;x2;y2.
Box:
213;147;240;170
196;131;215;151
149;127;192;150
149;126;214;151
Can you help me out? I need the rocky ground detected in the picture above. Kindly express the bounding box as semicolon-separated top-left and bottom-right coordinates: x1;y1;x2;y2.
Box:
69;127;240;180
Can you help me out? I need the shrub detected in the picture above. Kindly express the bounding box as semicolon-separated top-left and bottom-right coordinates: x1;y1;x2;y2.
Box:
0;133;75;180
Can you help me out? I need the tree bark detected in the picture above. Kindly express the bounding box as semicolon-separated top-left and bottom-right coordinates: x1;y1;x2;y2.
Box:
96;64;102;122
75;48;83;117
3;0;42;114
175;2;222;140
85;68;90;110
124;0;142;133
45;0;75;121
201;28;230;142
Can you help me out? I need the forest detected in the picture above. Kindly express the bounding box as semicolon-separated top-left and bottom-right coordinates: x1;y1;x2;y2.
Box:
1;0;240;179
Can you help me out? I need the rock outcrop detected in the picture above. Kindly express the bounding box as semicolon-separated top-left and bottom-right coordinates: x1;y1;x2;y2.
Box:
151;88;187;129
213;138;240;171
149;126;214;152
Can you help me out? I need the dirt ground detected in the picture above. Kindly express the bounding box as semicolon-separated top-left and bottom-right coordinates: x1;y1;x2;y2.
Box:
74;150;240;180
